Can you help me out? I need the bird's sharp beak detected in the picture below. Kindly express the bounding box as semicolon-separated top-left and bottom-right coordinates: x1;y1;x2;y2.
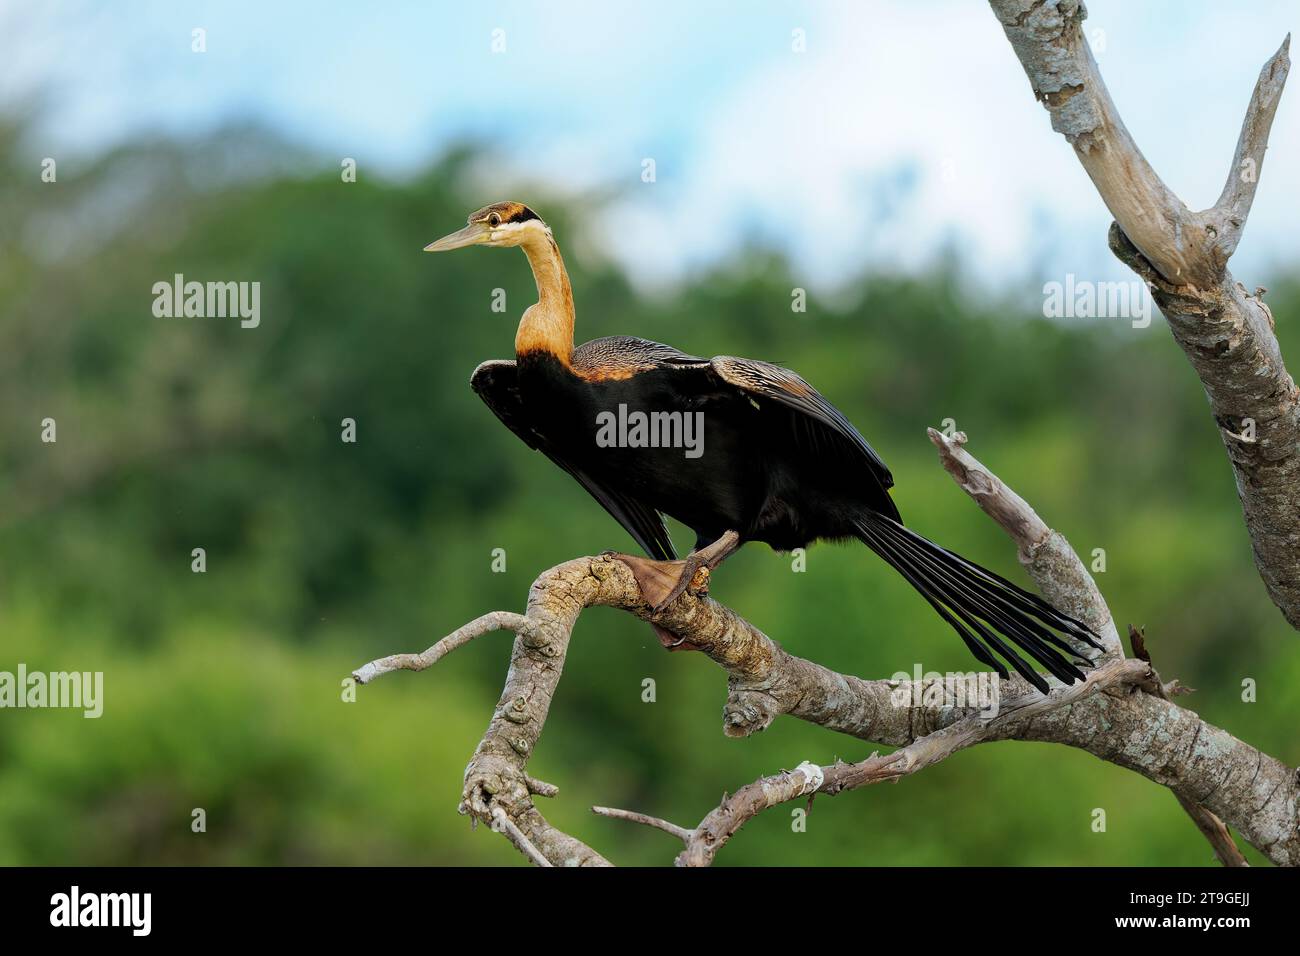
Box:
424;221;491;252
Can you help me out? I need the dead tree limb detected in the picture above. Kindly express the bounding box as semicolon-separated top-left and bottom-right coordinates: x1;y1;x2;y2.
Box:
671;657;1147;867
351;430;1296;867
989;0;1300;629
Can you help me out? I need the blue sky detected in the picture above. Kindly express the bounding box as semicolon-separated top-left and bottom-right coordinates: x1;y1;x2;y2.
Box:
7;1;1300;296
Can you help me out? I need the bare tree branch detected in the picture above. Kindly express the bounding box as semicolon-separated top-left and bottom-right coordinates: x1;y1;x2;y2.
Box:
350;434;1291;866
1174;794;1250;868
351;611;535;684
1128;624;1247;867
927;427;1120;658
928;434;1261;864
989;0;1300;630
672;432;1254;867
1213;35;1291;264
592;806;694;844
677;660;1147;867
489;807;552;867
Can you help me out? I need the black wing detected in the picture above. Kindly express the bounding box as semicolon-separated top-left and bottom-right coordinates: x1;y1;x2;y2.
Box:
470;359;677;560
659;353;898;519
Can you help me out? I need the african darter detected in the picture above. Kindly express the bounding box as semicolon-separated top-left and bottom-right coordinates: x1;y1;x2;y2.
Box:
425;202;1099;692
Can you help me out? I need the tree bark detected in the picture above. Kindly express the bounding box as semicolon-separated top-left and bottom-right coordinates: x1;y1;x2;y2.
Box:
989;0;1300;629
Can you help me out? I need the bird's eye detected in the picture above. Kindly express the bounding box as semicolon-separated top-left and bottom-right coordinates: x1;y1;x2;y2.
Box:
487;213;501;227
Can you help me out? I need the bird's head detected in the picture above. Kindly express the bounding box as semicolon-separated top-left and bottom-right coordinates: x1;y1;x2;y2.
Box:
424;201;549;253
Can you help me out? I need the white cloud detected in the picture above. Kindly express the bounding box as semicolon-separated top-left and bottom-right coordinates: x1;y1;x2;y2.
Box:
586;1;1300;294
8;0;1299;294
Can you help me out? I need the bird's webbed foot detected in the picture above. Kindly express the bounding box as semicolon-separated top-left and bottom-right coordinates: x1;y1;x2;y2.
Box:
601;552;701;651
608;530;743;619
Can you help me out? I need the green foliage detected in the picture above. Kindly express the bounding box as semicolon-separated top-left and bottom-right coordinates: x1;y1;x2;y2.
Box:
2;121;1297;865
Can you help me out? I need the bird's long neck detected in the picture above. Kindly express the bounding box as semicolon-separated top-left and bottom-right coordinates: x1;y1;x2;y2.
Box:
516;232;575;364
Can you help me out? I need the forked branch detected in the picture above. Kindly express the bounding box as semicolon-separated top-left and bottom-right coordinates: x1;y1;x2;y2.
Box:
352;430;1297;866
990;0;1300;629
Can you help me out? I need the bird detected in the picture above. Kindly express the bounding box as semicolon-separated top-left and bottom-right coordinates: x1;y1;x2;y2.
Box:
425;201;1101;692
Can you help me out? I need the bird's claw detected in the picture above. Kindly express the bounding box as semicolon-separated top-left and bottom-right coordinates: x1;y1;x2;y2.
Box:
651;622;702;652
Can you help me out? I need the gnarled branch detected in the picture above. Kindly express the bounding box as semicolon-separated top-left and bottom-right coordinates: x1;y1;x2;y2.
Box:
351;430;1297;867
671;657;1148;868
989;0;1300;629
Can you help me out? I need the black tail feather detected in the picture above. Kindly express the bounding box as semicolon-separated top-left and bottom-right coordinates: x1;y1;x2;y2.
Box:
857;516;1062;688
854;512;1101;693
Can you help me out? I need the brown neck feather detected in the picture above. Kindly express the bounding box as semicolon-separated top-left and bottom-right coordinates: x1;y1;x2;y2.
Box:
515;232;575;364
